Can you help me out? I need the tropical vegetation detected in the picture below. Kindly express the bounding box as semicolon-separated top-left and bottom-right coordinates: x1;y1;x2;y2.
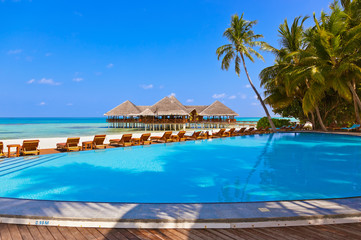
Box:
260;0;361;130
256;117;291;129
216;14;277;132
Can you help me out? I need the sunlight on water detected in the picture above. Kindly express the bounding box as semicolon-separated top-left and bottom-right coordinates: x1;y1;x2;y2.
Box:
0;132;360;203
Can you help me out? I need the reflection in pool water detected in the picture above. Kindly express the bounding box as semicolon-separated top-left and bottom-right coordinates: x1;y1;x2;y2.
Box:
0;132;360;203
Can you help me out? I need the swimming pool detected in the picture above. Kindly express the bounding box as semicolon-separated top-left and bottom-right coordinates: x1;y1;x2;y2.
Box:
1;132;360;203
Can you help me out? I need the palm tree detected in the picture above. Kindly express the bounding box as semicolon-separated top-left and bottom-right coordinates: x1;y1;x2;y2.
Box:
216;13;277;132
340;0;361;123
298;5;361;128
260;17;309;123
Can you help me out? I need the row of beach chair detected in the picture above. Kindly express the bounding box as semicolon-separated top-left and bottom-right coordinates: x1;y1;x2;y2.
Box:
1;125;299;157
0;140;40;158
56;134;107;151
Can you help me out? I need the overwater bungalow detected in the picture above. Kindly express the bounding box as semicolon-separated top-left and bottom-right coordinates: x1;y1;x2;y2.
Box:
105;96;238;130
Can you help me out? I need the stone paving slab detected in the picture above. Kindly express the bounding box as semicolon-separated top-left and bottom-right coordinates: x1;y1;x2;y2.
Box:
1;197;361;223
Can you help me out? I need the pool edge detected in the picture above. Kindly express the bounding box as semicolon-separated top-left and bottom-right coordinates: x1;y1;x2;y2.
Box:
1;196;361;228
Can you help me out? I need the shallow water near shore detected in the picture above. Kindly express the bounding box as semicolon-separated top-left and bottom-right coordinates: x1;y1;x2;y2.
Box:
0;117;268;139
0;118;138;139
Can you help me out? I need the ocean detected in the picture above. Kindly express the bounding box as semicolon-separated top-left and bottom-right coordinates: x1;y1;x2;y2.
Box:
0;117;294;140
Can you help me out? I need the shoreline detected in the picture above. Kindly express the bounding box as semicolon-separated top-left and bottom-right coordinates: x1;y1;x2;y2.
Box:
1;129;220;150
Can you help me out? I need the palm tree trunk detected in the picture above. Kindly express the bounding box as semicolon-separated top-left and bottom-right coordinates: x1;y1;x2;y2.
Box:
349;80;361;124
310;112;315;130
347;81;361;112
240;54;277;132
315;105;327;131
353;94;361;124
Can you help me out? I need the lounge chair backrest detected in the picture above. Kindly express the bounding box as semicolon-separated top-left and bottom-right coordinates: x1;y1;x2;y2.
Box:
22;140;39;151
227;128;235;133
177;131;186;138
141;133;151;141
93;135;106;145
239;127;246;132
162;131;172;140
216;129;225;135
247;127;255;131
122;134;133;142
0;142;3;153
67;137;80;147
193;131;201;138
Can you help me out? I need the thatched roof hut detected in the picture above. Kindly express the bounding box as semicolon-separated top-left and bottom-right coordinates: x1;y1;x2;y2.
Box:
105;96;238;117
136;108;156;116
104;100;140;116
148;97;189;116
199;100;238;116
185;105;208;114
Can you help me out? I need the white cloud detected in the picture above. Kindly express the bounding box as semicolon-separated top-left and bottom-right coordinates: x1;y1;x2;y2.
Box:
254;95;258;100
212;93;226;99
7;49;22;55
245;84;251;88
228;95;236;100
74;11;83;17
67;103;73;106
27;79;35;84
106;63;114;68
45;52;52;57
251;102;259;106
159;85;164;89
73;77;83;82
168;93;176;97
95;72;102;76
39;102;46;106
38;78;61;86
186;99;194;103
240;94;247;99
140;84;153;90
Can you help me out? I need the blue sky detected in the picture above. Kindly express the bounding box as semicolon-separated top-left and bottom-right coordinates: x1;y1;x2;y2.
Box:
0;0;332;117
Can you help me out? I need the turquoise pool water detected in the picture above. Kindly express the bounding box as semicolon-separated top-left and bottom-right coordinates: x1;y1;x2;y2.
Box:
0;132;359;203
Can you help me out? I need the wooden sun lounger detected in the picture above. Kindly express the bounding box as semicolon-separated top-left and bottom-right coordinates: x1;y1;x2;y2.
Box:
56;137;81;152
171;131;186;142
223;128;235;137
150;131;173;143
92;135;107;149
256;127;270;134
20;140;40;156
210;128;226;138
232;127;246;136
184;131;201;141
110;134;133;147
0;142;5;158
244;127;255;135
131;133;152;145
197;131;210;140
138;133;152;145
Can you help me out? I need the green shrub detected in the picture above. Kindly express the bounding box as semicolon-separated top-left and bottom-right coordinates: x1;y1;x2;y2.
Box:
256;117;291;129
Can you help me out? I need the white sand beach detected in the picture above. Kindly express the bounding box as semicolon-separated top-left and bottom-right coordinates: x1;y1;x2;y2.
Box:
1;130;222;150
